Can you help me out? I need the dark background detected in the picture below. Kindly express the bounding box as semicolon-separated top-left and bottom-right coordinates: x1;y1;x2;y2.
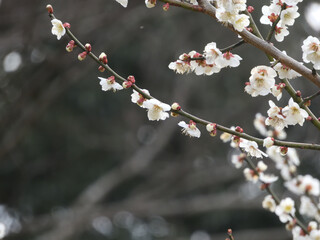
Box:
0;0;319;239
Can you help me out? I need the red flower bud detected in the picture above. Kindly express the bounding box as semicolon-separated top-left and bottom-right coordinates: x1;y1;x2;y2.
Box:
63;22;71;29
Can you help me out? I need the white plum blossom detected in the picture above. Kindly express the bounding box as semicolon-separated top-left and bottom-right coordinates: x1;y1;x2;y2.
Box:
271;85;283;101
275;198;295;223
310;230;320;240
215;51;242;68
263;137;274;148
273;55;301;80
51;19;66;40
98;76;123;92
245;66;276;97
274;24;290;42
259;173;279;183
204;42;222;65
253;113;268;137
239;139;268;158
280;6;300;26
115;0;128;7
283;0;303;5
232;14;250;32
178;120;201;138
262;195;276;212
215;0;249;31
302;36;320;70
169;52;194;74
299;196;318;219
143;99;171;121
260;4;281;26
265;100;288;130
243;168;258;183
285;175;320;196
231;153;245;168
131;89;150;106
145;0;156;8
282;98;308;126
257;161;268;172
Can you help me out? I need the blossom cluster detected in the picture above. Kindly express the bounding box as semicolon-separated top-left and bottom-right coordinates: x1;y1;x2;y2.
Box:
260;0;301;42
169;42;242;75
215;0;250;32
302;36;320;70
245;64;300;99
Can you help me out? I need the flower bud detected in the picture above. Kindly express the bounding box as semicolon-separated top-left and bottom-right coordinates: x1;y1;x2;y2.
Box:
122;81;132;89
257;161;267;172
307;116;312;121
66;40;75;52
163;3;170;11
247;6;254;13
98;66;105;72
296;90;301;97
99;52;108;64
85;43;92;52
263;137;274;148
63;22;71;29
127;75;136;84
171;102;181;111
78;51;87;61
235;126;243;133
46;4;53;14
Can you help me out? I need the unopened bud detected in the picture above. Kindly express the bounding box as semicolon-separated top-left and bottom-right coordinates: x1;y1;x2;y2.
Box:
46;4;53;14
296;90;301;97
235;126;243;133
63;22;71;29
171;102;181;111
247;6;254;13
99;52;108;64
307;116;312;121
127;75;136;84
98;66;105;72
122;81;132;89
227;229;232;235
245;27;253;33
163;3;170;11
85;43;92;52
66;40;75;52
78;51;87;61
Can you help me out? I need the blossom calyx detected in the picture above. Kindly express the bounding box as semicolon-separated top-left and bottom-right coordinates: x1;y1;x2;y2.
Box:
171;102;181;111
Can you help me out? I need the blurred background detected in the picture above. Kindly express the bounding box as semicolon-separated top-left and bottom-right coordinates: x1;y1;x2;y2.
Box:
0;0;320;239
